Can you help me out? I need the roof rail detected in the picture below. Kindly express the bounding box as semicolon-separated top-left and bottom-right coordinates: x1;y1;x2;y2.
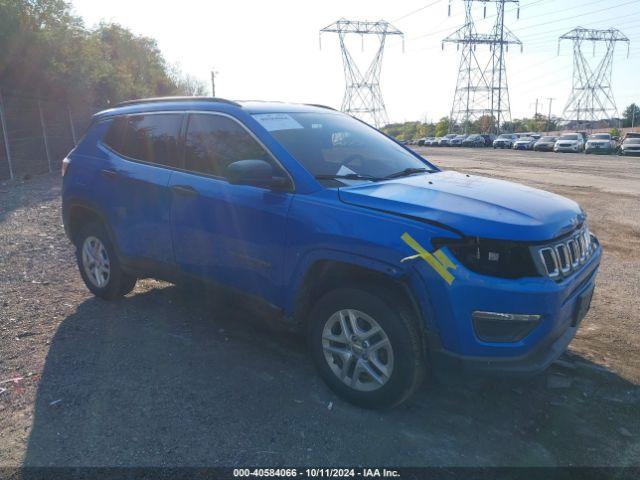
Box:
304;103;337;111
114;96;241;107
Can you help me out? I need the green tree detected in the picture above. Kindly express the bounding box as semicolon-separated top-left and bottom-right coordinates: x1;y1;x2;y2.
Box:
622;103;640;128
435;117;450;137
0;0;202;110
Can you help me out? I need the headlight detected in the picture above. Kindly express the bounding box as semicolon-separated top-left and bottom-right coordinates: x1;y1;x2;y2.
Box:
433;237;539;279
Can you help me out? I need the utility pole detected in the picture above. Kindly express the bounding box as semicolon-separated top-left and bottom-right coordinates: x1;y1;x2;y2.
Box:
37;99;52;173
443;0;522;135
320;19;404;128
210;70;217;97
0;88;14;180
558;28;630;125
546;97;554;134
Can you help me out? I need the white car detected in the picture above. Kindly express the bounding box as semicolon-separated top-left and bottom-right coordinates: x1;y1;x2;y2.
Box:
554;133;585;153
585;133;615;154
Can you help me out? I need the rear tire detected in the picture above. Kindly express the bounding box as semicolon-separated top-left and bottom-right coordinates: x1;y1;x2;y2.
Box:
75;221;137;300
308;286;425;409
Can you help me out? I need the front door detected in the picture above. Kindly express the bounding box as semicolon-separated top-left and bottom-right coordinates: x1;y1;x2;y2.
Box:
170;113;292;305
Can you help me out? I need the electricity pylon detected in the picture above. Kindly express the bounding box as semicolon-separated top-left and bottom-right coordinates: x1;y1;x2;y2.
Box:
320;19;403;128
558;28;630;125
443;0;522;134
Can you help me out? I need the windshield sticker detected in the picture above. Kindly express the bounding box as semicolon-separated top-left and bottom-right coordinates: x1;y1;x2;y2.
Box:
252;113;304;132
334;165;362;186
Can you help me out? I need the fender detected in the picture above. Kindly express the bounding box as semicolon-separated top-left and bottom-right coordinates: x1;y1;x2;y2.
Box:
63;197;116;246
283;247;439;332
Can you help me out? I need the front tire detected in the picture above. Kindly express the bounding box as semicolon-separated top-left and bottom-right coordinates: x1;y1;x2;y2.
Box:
308;287;425;409
76;222;137;300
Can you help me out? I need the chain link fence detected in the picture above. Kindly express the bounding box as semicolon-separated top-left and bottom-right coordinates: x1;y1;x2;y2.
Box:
0;88;94;181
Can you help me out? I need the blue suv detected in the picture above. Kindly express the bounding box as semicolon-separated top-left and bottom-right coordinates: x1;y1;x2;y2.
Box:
62;97;601;408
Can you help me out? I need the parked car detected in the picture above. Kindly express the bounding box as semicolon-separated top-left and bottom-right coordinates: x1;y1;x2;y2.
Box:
449;134;467;146
480;134;496;147
534;136;558;152
62;97;601;408
429;137;443;146
554;133;585;153
620;137;640;156
462;134;485;148
513;136;537;150
621;132;640;142
439;133;458;146
585;133;615;154
493;133;517;149
618;132;640;152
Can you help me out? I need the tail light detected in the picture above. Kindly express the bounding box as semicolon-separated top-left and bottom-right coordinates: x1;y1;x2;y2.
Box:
61;156;71;177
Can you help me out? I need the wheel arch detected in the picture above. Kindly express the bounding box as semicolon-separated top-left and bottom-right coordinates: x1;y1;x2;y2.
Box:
65;202;114;248
291;257;428;340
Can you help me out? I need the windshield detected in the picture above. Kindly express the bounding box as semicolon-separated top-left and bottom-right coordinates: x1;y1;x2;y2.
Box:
625;138;640;144
518;137;533;141
541;136;556;141
498;134;513;139
590;134;610;140
253;112;434;181
560;134;578;140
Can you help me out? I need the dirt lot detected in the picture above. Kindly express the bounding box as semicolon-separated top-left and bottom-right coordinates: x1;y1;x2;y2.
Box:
1;148;639;467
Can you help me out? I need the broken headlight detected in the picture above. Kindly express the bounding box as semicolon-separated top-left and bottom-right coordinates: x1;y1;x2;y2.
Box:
433;237;540;279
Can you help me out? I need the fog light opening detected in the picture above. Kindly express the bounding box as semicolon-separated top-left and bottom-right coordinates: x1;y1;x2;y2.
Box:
472;311;541;343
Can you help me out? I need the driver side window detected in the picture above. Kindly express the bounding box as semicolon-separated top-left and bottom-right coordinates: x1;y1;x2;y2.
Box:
184;114;273;178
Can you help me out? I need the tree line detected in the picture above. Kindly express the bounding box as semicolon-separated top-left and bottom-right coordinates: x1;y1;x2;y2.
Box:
383;105;640;141
0;0;207;110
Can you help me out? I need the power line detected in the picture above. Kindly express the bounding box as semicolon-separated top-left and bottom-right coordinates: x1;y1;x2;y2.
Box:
392;0;444;23
514;0;640;33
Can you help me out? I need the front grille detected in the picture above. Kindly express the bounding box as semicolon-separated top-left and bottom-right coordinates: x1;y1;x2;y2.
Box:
537;227;595;280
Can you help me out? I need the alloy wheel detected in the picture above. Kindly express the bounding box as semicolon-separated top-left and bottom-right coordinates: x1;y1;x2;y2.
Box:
81;236;110;288
322;309;394;392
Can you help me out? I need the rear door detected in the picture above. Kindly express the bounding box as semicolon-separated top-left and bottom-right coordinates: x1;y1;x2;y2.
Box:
169;112;293;305
101;112;184;266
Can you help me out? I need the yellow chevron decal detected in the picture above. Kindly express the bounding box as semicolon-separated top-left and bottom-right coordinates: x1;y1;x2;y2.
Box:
400;232;457;285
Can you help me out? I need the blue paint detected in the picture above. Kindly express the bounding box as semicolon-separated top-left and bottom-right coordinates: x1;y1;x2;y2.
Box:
63;99;601;374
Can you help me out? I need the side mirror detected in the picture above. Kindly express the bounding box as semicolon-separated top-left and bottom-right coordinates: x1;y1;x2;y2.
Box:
225;159;289;190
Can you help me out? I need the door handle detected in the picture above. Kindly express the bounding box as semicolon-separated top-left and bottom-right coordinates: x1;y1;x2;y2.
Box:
101;168;118;179
171;184;198;196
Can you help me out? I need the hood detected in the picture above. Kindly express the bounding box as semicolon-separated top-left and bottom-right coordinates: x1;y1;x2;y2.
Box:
338;171;584;241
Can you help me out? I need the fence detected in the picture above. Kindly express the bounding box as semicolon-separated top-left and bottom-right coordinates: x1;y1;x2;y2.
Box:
0;88;93;181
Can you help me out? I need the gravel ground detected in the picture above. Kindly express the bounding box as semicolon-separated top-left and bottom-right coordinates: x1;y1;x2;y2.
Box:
0;148;639;467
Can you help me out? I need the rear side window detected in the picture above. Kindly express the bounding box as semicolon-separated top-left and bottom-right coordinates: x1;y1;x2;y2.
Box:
103;113;182;168
184;114;272;177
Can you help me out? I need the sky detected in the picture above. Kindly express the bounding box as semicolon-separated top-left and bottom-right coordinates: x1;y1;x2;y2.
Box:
71;0;640;124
